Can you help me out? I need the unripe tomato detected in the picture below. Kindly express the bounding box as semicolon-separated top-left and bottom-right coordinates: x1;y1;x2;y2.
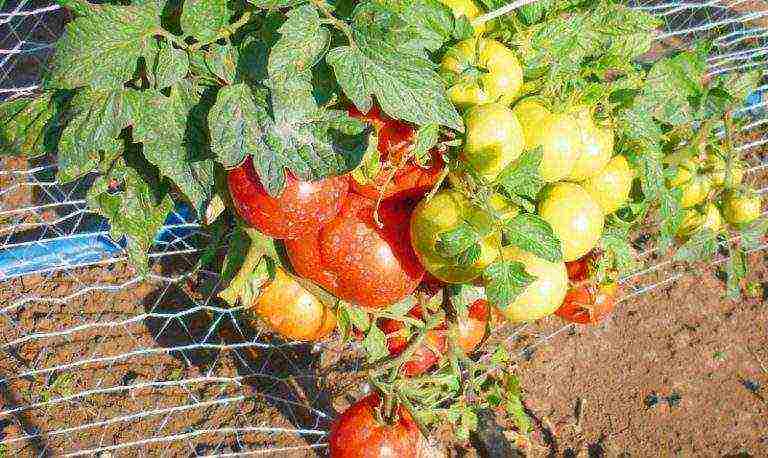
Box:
677;203;723;237
538;183;604;262
567;109;614;181
439;0;487;35
328;393;424;458
348;106;445;201
494;246;568;322
462;103;525;182
227;157;349;239
705;154;745;188
723;191;762;227
556;282;618;325
581;155;634;215
285;195;424;308
519;111;583;182
513;98;550;148
252;268;336;341
441;38;523;109
411;190;502;284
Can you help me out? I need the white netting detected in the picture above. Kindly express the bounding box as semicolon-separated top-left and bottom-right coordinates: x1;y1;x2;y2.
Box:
0;1;766;456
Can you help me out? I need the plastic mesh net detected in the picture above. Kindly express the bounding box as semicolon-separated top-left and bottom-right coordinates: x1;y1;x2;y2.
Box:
0;1;766;456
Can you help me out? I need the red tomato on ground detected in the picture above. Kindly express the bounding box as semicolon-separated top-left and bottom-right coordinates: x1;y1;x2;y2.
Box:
285;194;424;308
328;393;423;458
555;282;619;325
227;157;349;239
348;105;445;201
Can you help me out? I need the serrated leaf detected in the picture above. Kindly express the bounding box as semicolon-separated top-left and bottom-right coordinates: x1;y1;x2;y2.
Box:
57;88;134;183
327;33;462;130
47;3;160;89
209;82;270;168
363;324;389;363
267;4;330;77
181;0;231;43
503;214;562;263
483;260;536;310
497;147;544;201
0;94;59;158
130;82;215;217
86;160;173;275
147;39;189;89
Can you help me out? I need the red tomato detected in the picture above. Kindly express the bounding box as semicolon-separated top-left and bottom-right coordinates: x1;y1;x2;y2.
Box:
348;105;445;201
328;392;423;458
285;194;424;308
555;282;618;325
227;157;349;239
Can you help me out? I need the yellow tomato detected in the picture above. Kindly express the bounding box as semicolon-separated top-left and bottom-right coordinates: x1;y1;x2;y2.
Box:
538;183;605;262
441;38;523;109
581;155;634;215
494;246;568;322
410;190;502;283
462;103;525;182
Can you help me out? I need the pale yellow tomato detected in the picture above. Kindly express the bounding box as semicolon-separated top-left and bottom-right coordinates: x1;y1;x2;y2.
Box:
494;246;568;322
581;155;634;215
538;183;605;262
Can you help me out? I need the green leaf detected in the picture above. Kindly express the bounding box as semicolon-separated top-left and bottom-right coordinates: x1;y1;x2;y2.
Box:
47;2;160;89
363;324;389;363
327;32;462;130
131;82;216;217
57;88;134;183
497;147;544;201
209;83;271;168
0;94;61;158
147;39;189;89
483;260;536;310
86;159;174;275
503;214;562;263
181;0;231;43
412;123;439;166
267;4;330;77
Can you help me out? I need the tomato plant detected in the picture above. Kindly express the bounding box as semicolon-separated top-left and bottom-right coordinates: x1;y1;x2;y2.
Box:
328;393;423;458
227;157;349;239
285;194;424;308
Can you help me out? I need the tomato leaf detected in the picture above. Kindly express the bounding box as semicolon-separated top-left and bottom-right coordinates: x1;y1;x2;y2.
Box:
181;0;232;44
131;82;216;217
503;214;562;263
46;2;160;89
86;158;174;276
483;260;536;310
497;147;544;201
327;33;462;130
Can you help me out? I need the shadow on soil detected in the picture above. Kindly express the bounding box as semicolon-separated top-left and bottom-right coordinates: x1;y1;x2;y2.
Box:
141;260;333;457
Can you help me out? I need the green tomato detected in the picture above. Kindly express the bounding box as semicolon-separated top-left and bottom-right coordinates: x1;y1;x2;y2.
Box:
677;203;723;237
538;183;604;262
513;98;550;148
494;246;568;322
723;191;762;228
439;0;486;35
410;190;502;284
581;155;634;215
441;38;523;109
518;111;583;182
462;103;525;182
567;109;614;181
705;155;745;188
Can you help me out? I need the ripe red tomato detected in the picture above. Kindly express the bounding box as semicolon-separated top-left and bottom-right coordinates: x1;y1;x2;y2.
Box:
348;105;444;201
328;392;423;458
227;157;349;239
555;282;618;325
285;194;424;308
